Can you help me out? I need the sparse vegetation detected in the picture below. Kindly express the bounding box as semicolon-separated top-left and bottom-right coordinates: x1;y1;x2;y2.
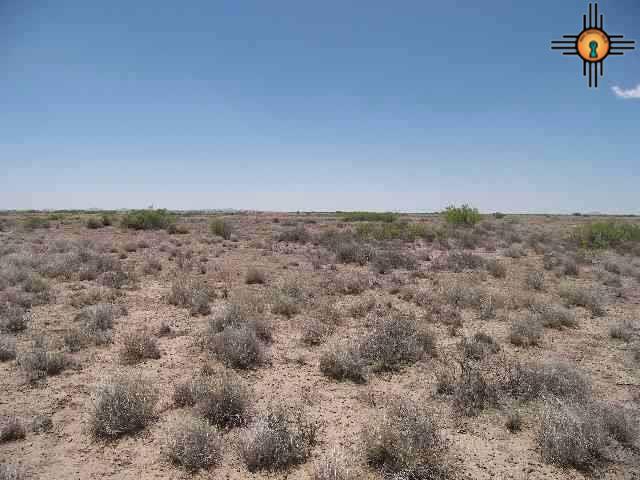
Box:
119;330;161;364
0;416;25;443
210;218;233;239
320;340;367;383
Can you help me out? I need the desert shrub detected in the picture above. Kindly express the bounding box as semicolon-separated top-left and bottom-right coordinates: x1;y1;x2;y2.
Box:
245;267;266;285
360;311;436;371
538;398;605;470
31;415;53;434
504;361;591;403
328;272;371;296
0;335;16;361
121;209;175;231
196;372;252;428
435;365;457;395
302;317;335;346
23;217;50;230
101;214;113;226
443;283;482;309
559;283;605;317
208;301;272;343
572;222;640;249
461;332;499;360
312;448;358;480
0;417;25;443
168;277;212;316
0;304;30;333
277;225;310;244
525;271;545;291
270;282;306;317
86;217;103;229
505;244;526;258
478;294;499;320
452;367;499;416
505;409;522;433
119;330;161;365
0;464;24;480
240;405;319;472
363;398;447;476
334;241;373;265
17;336;68;383
208;326;265;369
355;221;419;241
319;340;367;383
562;259;579;276
142;257;162;275
486;259;506;278
209;218;233;239
370;250;417;274
530;303;577;329
66;303;121;350
163;415;223;472
443;251;484;272
174;375;212;408
509;315;543;347
341;212;397;223
609;319;635;342
444;204;481;227
88;371;158;439
598;403;637;446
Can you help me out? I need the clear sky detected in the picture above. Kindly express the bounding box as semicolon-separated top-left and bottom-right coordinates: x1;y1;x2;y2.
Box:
1;0;639;213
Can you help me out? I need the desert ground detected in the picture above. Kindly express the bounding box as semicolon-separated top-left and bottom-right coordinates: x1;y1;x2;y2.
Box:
0;209;639;480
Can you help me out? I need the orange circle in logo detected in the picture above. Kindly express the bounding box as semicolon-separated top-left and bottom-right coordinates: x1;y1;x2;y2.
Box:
577;28;610;62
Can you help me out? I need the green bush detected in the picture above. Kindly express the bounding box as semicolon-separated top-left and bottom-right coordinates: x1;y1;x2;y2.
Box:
444;204;481;227
572;222;640;249
210;218;233;239
121;209;175;231
341;212;397;223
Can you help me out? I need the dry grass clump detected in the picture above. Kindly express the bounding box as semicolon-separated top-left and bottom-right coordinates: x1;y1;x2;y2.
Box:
530;303;577;329
209;301;272;343
196;372;252;429
443;251;485;272
88;371;158;439
245;267;266;285
302;316;335;346
452;366;499;417
443;283;483;309
208;325;265;369
504;361;591;403
65;303;123;351
509;315;543;347
142;257;162;275
168;276;212;316
360;311;436;372
538;398;606;471
31;415;53;434
119;330;161;365
0;304;30;333
609;319;635;342
525;271;545;291
0;416;25;443
17;336;68;383
312;448;359;480
461;332;500;360
363;398;448;478
0;464;24;480
68;287;121;308
277;225;310;244
559;282;605;317
319;340;367;383
0;335;16;361
163;415;223;472
505;409;522;433
485;259;507;278
240;405;319;472
370;249;417;274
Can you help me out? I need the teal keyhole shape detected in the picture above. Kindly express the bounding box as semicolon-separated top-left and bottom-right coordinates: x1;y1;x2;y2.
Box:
589;41;599;58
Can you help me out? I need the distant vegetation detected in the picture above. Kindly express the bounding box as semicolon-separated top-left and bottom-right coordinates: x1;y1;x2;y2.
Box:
120;209;175;231
444;204;481;227
210;218;233;239
340;211;398;223
572;221;640;249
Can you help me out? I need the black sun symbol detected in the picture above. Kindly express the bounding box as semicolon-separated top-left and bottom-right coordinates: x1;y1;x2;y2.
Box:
551;2;635;88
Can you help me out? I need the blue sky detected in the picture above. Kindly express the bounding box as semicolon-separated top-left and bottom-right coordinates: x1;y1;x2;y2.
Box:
1;0;639;213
